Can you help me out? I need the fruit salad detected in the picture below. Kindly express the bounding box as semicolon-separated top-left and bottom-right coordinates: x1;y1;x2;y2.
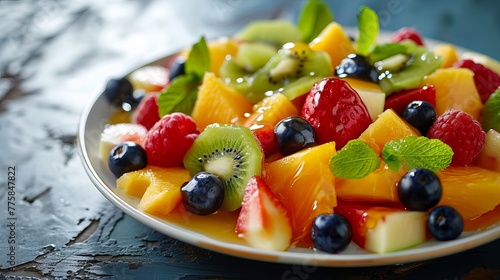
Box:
96;1;500;255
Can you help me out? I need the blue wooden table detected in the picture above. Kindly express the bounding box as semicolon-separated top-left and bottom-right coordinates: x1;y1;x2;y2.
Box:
1;1;499;279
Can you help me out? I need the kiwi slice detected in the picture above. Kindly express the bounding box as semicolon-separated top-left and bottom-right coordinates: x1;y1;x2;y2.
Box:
236;42;277;72
374;54;410;72
220;42;333;103
183;124;263;211
379;51;443;95
234;19;303;47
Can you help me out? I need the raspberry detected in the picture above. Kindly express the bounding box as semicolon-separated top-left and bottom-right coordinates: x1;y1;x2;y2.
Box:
144;112;200;167
452;59;500;103
428;109;485;166
132;92;161;130
390;27;424;46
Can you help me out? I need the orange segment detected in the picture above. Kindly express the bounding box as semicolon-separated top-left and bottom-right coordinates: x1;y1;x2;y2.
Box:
180;37;239;77
437;166;500;221
358;109;420;154
263;142;337;245
335;164;406;204
310;22;355;68
433;44;459;68
191;72;253;131
420;68;483;120
242;93;299;128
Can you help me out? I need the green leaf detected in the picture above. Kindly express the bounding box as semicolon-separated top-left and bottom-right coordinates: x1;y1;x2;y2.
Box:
185;36;210;79
382;136;454;172
158;74;199;116
356;6;379;56
298;0;334;43
329;140;381;179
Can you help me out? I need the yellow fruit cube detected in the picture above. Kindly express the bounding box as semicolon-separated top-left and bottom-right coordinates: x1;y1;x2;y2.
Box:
117;166;191;216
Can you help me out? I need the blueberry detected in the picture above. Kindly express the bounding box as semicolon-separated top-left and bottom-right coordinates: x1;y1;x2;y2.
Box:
398;168;442;211
311;213;352;254
168;56;186;81
104;77;134;106
427;206;464;241
274;116;317;156
402;100;436;135
181;172;225;216
335;53;379;83
108;141;148;178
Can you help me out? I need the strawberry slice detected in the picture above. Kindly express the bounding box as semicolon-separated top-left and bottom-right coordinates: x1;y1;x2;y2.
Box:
236;176;292;251
384;85;436;116
334;203;426;253
301;78;372;149
250;124;278;157
132;92;161;130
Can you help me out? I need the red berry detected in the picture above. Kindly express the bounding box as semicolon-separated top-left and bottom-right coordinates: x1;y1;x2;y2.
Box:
133;92;161;130
428;109;485;166
390;27;424;46
144;112;200;167
301;78;372;149
452;59;500;103
384;85;436;116
250;124;277;156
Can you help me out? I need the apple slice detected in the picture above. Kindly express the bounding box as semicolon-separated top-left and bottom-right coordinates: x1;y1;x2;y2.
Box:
474;129;500;171
335;204;426;253
236;176;292;251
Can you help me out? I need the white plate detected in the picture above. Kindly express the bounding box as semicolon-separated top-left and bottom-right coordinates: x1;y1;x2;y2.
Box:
77;39;500;267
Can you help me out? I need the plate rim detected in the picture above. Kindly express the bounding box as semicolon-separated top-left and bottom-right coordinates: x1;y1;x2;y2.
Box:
76;35;500;268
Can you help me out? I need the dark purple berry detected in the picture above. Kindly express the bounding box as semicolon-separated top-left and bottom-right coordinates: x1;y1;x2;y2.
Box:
108;141;148;178
398;168;442;211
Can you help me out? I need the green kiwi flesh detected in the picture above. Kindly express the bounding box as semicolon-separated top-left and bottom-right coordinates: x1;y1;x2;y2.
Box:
234;19;303;47
183;124;263;211
220;43;332;103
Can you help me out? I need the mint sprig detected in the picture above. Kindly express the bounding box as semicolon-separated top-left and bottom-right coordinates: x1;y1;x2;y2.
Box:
356;6;379;56
298;0;334;43
158;36;210;117
329;136;453;179
329;140;381;179
382;136;453;172
185;36;210;79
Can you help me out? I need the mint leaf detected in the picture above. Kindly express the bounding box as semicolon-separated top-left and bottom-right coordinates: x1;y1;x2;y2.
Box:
158;74;199;116
357;6;379;56
185;36;210;79
382;136;453;171
329;140;381;179
158;36;210;116
298;0;334;43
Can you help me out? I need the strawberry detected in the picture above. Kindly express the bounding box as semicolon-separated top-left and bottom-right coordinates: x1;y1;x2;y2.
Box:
143;112;200;167
452;59;500;103
250;124;277;157
132;92;161;130
235;176;292;251
384;85;436;116
334;203;426;253
301;78;372;149
390;27;425;46
428;109;486;166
